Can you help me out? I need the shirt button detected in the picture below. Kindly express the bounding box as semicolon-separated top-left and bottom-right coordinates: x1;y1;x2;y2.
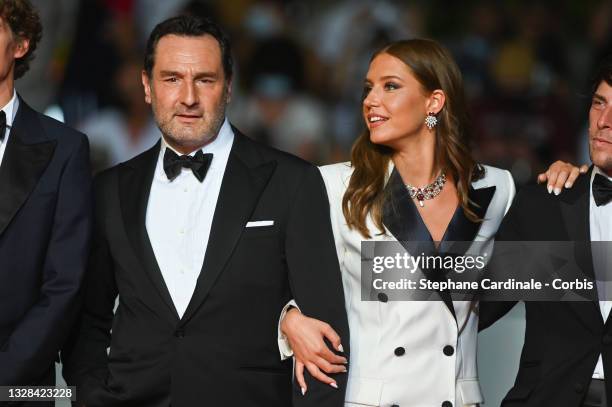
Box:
442;401;453;407
377;292;388;303
183;188;188;192
443;345;455;356
394;347;405;356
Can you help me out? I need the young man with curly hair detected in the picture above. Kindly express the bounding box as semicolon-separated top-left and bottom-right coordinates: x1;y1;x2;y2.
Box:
0;0;92;396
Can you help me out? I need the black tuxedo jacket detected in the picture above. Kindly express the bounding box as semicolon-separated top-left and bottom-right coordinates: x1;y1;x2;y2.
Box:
479;169;612;406
63;130;349;407
0;97;92;386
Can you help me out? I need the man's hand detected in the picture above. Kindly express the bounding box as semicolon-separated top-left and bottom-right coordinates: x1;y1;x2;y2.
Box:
280;308;347;394
537;161;589;194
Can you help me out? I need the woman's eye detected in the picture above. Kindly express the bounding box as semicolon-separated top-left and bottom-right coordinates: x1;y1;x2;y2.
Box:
384;82;399;90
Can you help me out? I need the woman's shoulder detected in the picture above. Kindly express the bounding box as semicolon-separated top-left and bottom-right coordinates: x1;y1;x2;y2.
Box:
317;161;354;203
472;164;514;189
472;164;516;213
318;161;353;185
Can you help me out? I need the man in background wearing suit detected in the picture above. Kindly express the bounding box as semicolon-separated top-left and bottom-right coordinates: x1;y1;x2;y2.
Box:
480;55;612;407
63;15;349;407
0;0;92;396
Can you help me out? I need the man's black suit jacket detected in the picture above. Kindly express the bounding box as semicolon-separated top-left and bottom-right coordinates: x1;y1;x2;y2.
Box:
0;97;92;386
479;168;612;406
63;130;350;407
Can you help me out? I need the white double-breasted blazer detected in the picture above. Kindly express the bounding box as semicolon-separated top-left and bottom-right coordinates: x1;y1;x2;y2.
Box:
319;162;515;407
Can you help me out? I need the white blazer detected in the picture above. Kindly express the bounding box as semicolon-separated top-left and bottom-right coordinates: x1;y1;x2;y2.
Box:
319;162;515;407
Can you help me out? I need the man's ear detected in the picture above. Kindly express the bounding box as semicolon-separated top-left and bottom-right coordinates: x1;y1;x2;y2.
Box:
142;70;152;104
13;38;29;59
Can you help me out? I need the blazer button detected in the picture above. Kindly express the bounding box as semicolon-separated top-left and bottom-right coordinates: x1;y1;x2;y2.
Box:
603;334;612;345
175;329;185;338
443;345;454;356
574;383;585;394
442;401;453;407
394;347;405;356
377;292;388;303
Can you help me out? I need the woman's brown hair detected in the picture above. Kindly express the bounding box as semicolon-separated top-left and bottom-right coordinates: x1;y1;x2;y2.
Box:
342;39;483;238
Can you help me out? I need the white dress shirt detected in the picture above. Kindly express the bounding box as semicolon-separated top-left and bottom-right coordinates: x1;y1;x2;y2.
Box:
591;166;612;379
146;119;234;318
0;90;19;167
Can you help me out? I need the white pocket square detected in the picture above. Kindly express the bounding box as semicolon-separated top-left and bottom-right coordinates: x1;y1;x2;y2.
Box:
246;220;274;228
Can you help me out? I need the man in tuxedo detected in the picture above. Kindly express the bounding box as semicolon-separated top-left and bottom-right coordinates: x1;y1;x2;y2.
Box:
63;15;349;407
480;56;612;406
0;0;92;394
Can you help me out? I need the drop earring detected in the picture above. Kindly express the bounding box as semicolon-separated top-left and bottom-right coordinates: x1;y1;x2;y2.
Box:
425;112;437;130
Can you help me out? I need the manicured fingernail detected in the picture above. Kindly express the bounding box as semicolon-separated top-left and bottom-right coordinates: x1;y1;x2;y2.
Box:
330;382;338;389
301;387;306;396
338;344;344;352
565;182;571;188
547;185;552;194
554;188;561;195
342;367;348;372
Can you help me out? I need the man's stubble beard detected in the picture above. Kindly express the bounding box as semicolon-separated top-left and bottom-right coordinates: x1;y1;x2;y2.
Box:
590;140;612;176
154;86;229;152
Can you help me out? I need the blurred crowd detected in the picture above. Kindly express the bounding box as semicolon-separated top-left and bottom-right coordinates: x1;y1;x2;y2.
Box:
16;0;612;185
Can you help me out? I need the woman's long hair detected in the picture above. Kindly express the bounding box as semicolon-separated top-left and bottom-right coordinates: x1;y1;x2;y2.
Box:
342;39;484;238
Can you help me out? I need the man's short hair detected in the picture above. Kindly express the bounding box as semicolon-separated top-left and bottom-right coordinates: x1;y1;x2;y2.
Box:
144;15;233;81
0;0;42;79
591;54;612;95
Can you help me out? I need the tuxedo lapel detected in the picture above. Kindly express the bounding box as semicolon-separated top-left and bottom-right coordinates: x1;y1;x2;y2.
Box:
558;168;601;331
180;132;276;323
382;168;457;319
441;185;496;243
119;141;180;321
0;99;56;237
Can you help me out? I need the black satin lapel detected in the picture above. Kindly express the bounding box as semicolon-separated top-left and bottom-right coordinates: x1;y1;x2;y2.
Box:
381;169;456;319
180;150;276;323
558;170;601;331
382;168;433;243
0;129;56;236
442;186;496;243
119;142;179;321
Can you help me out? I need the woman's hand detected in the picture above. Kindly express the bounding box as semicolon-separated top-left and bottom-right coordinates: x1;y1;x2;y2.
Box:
537;161;589;194
280;308;347;394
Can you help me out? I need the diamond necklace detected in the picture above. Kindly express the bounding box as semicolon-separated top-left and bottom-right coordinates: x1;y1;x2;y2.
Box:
405;172;446;207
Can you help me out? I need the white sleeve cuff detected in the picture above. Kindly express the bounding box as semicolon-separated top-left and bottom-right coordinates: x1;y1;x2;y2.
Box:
277;299;300;360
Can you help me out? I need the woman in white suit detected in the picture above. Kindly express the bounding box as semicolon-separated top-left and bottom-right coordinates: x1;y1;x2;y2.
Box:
279;39;579;407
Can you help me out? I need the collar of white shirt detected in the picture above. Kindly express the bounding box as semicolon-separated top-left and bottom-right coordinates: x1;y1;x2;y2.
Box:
590;165;612;204
1;90;19;135
154;118;235;182
592;165;612;184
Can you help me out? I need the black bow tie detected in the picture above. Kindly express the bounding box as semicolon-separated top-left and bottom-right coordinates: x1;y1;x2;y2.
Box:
0;110;6;142
593;173;612;207
163;148;213;182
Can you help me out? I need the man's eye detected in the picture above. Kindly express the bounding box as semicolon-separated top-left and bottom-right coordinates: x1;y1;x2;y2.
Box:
165;77;178;83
